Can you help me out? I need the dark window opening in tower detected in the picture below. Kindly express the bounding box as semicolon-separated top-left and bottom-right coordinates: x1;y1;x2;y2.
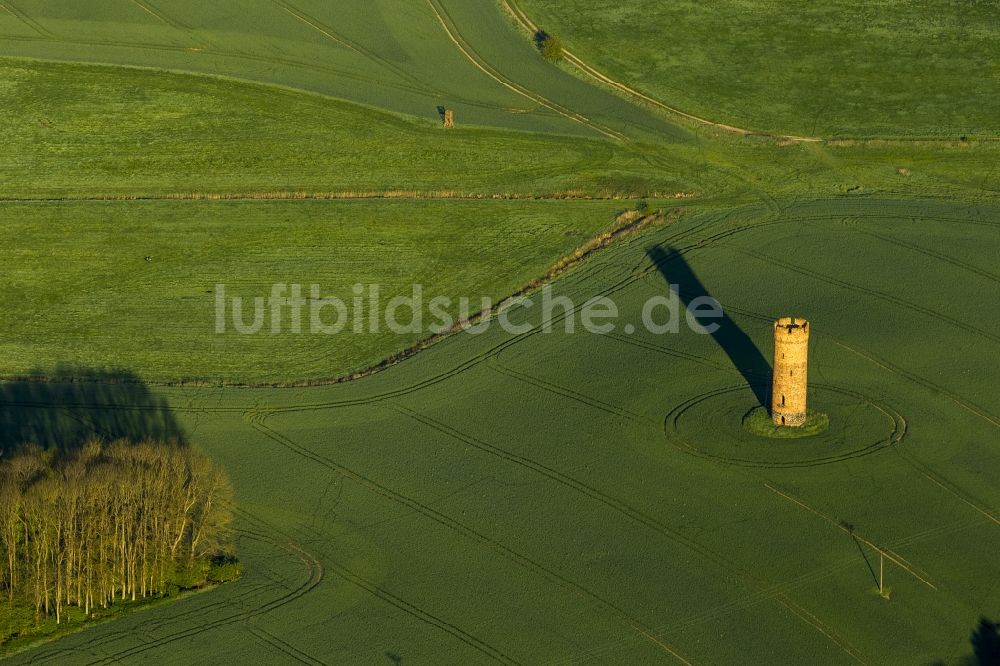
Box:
781;394;786;406
781;416;786;425
790;369;793;377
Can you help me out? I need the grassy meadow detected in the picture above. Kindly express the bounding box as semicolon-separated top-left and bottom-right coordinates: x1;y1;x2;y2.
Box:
1;198;645;384
0;60;691;199
0;0;998;663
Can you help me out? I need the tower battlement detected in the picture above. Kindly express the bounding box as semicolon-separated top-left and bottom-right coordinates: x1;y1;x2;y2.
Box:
774;317;809;337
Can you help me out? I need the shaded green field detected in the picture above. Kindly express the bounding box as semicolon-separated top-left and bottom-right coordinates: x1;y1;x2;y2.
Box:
516;0;1000;138
6;198;998;664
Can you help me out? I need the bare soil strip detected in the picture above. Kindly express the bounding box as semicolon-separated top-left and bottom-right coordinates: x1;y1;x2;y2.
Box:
0;190;695;203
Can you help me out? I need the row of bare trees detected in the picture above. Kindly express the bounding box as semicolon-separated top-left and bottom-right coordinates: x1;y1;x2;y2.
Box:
0;440;233;623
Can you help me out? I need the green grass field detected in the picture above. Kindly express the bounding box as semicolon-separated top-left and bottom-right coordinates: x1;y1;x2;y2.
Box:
0;59;694;199
0;198;648;384
0;0;687;141
2;59;999;385
1;0;998;663
516;0;1000;138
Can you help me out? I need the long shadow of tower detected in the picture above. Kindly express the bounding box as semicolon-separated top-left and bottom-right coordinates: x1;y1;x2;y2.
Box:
647;246;771;406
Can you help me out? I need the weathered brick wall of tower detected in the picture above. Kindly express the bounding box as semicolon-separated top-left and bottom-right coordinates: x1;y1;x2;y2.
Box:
771;317;809;426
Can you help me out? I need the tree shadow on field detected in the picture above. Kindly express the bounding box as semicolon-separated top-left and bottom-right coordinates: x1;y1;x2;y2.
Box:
0;364;185;456
967;617;1000;665
927;617;1000;666
647;246;771;406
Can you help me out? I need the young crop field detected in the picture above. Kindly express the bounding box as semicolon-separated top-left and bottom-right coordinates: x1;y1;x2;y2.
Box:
0;0;686;141
515;0;1000;138
5;199;998;664
1;0;997;663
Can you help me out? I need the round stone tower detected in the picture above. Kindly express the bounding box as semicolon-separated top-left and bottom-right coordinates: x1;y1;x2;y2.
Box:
771;317;809;426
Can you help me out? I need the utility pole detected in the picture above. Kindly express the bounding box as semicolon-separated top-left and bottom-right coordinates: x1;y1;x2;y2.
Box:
879;550;884;595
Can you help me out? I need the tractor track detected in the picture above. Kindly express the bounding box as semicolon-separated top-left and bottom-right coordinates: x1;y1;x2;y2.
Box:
851;227;1000;284
734;247;1000;346
249;624;328;666
127;0;192;32
258;399;876;662
22;512;323;665
0;33;515;115
245;410;695;661
384;404;880;661
425;0;626;142
267;0;502;111
486;358;654;425
0;1;54;38
496;0;820;144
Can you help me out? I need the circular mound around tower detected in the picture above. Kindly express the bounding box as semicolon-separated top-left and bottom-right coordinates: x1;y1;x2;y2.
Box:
742;407;829;439
664;384;904;468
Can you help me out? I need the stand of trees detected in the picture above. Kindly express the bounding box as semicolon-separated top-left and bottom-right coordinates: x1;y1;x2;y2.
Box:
0;439;234;625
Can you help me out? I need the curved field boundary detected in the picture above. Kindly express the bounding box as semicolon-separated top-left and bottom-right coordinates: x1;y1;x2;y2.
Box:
3;0;497;111
195;509;517;666
500;0;1000;144
4;203;994;432
425;0;627;142
88;529;324;665
497;0;820;143
11;205;985;662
